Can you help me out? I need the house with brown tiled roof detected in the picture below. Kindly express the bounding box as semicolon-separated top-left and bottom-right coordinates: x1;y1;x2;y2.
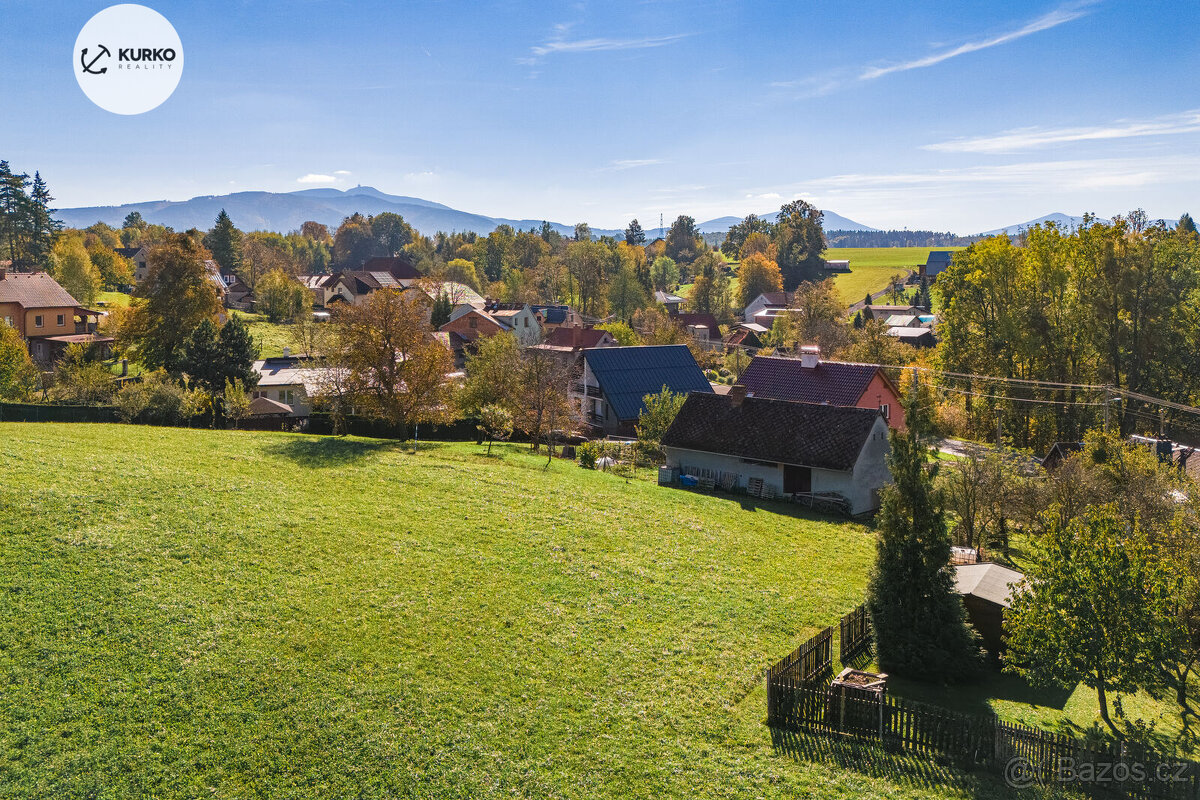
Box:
662;386;891;515
483;301;541;346
0;267;112;363
735;347;905;429
669;312;721;342
743;291;794;327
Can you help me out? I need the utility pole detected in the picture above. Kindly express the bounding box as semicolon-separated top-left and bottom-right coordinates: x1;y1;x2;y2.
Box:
660;212;664;240
1104;385;1111;434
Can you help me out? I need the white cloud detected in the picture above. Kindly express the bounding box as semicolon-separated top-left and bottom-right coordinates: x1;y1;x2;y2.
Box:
924;110;1200;153
522;23;690;66
773;2;1094;97
609;159;664;170
296;173;338;184
333;170;352;175
860;2;1096;81
803;155;1200;195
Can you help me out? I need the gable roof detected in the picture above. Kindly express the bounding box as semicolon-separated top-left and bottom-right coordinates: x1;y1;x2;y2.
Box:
738;355;891;407
362;256;422;279
672;312;720;333
249;396;293;416
543;326;613;349
662;393;883;472
114;247;144;259
0;272;80;309
654;290;686;305
584;345;712;421
530;305;570;324
954;563;1024;608
926;251;955;266
750;291;792;308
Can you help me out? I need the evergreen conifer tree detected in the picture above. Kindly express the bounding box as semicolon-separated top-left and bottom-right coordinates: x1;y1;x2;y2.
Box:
866;386;981;681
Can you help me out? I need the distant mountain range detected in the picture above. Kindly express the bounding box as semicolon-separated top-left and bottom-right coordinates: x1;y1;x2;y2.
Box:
978;213;1111;237
695;209;877;234
54;185;879;238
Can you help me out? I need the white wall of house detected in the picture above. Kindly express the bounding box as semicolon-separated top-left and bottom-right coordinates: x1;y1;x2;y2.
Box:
252;383;312;417
663;416;891;515
505;306;542;346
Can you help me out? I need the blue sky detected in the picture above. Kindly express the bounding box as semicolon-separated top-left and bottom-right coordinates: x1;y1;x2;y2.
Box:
3;0;1198;232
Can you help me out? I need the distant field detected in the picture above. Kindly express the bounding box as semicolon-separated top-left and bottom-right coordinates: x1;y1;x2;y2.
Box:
825;247;965;306
0;424;1033;799
233;311;298;358
96;290;132;309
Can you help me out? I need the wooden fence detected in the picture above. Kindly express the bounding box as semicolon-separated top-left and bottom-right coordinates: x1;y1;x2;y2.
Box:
838;605;871;664
767;675;1200;798
767;627;832;684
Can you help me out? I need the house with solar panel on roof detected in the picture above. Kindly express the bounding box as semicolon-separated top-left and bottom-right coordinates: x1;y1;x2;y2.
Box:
735;347;906;430
575;344;712;436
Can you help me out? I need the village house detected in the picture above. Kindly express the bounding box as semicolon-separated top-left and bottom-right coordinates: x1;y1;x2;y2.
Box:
661;386;891;516
886;326;937;347
117;246;149;283
482;301;542;346
743;291;794;326
439;307;509;345
920;250;955;281
654;290;687;315
251;353;336;417
822;259;851;273
724;322;768;351
669;312;721;342
736;348;906;429
299;274;333;307
0;267;112;363
575;344;712;436
861;303;929;321
530;305;583;331
530;326;617;365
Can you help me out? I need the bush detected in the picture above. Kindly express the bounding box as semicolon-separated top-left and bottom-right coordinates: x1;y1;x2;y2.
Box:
578;440;601;469
115;369;188;425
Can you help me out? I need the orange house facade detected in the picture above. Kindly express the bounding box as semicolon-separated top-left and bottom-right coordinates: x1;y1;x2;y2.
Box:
0;269;112;363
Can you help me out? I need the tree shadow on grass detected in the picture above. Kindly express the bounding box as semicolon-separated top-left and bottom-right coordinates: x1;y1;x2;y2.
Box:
886;668;1075;722
262;436;408;467
769;727;1051;799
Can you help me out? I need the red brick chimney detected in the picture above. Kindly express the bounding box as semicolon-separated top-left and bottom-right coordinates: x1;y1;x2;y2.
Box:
572;325;582;349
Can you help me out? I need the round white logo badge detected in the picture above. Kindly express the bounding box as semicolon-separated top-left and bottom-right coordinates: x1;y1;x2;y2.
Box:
74;4;183;115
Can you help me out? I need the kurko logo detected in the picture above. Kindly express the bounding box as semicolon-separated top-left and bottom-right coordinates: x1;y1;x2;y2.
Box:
74;5;184;115
79;45;111;75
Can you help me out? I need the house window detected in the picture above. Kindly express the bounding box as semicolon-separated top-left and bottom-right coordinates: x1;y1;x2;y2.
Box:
2;315;11;327
468;317;477;329
879;403;890;420
524;317;529;328
57;314;65;327
279;389;295;405
34;315;43;328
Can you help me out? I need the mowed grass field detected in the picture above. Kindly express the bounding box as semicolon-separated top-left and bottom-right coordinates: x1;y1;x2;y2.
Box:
0;424;1031;799
825;247;965;305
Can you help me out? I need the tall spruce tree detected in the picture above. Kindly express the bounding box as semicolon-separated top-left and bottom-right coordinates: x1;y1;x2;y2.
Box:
177;319;223;393
204;210;243;276
624;218;646;246
217;314;260;390
27;172;60;269
866;386;981;682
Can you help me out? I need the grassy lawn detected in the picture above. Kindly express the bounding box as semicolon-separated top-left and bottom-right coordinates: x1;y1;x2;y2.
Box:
96;291;132;309
233;311;299;358
825;247;965;306
0;424;1032;799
